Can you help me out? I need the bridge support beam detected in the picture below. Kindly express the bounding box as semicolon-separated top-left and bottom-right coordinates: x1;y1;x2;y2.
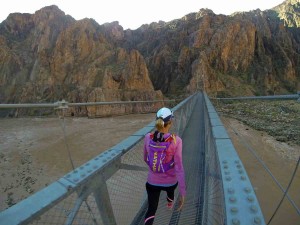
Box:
93;175;117;225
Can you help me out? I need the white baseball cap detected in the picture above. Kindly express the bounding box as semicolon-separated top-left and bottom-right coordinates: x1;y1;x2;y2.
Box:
156;107;174;122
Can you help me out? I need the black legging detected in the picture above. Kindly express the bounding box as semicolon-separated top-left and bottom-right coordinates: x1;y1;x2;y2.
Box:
144;182;178;225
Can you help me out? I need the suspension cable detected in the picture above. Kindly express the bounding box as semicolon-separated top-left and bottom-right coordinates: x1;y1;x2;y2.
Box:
57;108;75;170
267;156;300;224
0;99;175;109
56;108;99;224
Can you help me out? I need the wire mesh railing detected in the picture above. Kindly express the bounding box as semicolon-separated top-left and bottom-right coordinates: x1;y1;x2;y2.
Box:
202;95;225;225
203;93;266;225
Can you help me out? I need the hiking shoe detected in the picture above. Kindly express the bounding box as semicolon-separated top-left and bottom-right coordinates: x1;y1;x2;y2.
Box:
167;202;173;209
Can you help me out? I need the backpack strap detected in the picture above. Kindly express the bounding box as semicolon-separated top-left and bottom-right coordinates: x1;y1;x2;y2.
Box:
165;134;176;144
150;132;176;144
152;131;165;142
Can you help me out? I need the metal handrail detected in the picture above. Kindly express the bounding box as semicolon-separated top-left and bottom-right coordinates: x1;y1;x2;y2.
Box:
212;93;299;101
0;100;175;109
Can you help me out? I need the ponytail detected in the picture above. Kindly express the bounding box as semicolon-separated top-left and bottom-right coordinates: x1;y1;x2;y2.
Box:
155;118;171;131
155;118;164;131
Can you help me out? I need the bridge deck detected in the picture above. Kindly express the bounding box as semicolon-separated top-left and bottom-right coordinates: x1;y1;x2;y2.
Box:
134;95;206;225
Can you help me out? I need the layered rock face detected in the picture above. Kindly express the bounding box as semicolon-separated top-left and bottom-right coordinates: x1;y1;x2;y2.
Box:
0;6;163;117
0;1;299;117
125;0;300;97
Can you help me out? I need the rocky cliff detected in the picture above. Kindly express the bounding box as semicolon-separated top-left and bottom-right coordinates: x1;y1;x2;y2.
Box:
123;0;300;97
0;6;163;116
273;0;300;27
0;1;299;116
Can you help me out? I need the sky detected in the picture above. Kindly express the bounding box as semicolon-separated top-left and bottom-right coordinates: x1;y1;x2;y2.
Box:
0;0;285;30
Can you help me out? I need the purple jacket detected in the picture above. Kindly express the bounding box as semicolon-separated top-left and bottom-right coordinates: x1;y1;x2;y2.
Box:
144;132;186;196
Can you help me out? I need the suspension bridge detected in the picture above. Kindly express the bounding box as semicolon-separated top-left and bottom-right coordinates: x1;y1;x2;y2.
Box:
0;92;299;225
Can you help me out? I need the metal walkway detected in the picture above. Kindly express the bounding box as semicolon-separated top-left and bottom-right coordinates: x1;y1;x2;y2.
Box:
132;92;206;225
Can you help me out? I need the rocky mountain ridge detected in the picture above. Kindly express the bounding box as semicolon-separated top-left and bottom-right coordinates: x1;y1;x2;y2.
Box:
0;6;164;116
123;0;300;97
0;0;299;116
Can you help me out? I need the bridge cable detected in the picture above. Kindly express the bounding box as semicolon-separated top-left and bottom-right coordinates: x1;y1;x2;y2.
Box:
56;108;98;224
58;108;75;170
267;156;300;224
221;116;300;216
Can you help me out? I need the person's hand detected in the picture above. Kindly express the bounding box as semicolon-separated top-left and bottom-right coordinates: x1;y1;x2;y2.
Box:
177;195;185;211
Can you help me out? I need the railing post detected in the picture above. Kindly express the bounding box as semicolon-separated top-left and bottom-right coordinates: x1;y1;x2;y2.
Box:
93;175;117;225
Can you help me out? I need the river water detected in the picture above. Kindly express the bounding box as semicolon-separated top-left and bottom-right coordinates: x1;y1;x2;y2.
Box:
0;114;155;210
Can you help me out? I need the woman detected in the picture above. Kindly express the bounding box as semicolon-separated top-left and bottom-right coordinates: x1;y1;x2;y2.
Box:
143;107;186;225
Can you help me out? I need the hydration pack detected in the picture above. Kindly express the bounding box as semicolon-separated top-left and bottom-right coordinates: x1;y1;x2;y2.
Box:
146;131;176;173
